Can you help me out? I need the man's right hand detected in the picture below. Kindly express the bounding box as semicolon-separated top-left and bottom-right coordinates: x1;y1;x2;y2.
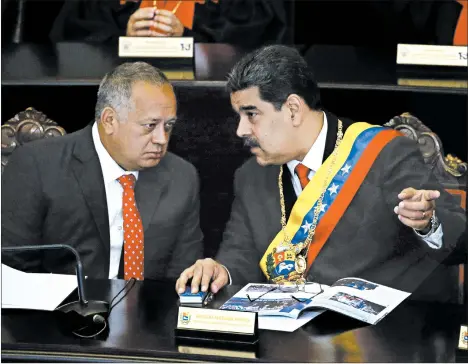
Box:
126;8;158;37
175;258;229;295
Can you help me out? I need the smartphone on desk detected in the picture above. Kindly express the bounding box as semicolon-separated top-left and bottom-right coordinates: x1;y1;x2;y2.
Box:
178;281;214;307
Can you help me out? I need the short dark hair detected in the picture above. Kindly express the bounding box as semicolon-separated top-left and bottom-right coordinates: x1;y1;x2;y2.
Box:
226;45;322;111
95;62;170;121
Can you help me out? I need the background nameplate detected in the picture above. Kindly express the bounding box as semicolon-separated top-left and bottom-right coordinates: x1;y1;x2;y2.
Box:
397;44;467;67
459;325;468;350
119;37;194;58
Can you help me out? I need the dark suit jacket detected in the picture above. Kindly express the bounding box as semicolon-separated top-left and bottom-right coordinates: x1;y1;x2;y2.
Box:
1;125;203;280
216;112;466;301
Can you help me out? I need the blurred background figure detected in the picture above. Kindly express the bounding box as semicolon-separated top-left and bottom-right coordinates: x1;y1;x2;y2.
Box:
453;0;467;45
2;0;465;47
48;0;293;47
135;0;203;37
294;0;467;47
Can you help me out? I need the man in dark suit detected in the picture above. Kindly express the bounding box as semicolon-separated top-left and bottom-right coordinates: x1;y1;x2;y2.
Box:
176;45;466;300
2;62;203;280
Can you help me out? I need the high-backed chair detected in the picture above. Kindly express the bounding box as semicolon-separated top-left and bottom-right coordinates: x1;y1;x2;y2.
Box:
1;107;66;173
385;112;467;195
385;112;467;304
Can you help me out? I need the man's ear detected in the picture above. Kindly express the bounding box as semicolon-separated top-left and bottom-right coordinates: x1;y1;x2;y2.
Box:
285;94;303;127
100;107;117;134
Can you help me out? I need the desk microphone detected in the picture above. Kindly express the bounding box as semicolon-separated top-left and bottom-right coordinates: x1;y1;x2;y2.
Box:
2;244;109;336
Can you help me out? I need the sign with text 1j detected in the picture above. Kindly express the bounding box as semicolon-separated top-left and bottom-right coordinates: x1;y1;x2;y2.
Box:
119;37;194;58
397;44;467;67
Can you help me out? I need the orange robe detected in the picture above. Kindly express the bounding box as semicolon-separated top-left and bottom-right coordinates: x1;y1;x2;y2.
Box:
454;0;467;45
139;0;213;30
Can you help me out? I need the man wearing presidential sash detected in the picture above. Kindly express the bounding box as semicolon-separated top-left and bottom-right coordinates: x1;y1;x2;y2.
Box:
176;45;466;301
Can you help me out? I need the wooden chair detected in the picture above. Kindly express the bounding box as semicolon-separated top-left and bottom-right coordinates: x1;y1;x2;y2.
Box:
385;112;467;304
1;107;66;173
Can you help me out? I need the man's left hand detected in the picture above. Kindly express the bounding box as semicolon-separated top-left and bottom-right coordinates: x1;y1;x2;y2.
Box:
394;187;440;231
153;9;184;36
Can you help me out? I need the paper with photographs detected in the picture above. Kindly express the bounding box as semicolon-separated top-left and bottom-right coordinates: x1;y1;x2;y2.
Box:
220;277;410;325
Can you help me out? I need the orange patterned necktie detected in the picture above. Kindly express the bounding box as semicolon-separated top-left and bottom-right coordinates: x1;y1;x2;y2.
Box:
295;163;311;190
118;174;144;280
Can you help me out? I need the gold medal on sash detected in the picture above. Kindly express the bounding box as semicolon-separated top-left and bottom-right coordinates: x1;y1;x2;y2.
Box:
295;255;307;274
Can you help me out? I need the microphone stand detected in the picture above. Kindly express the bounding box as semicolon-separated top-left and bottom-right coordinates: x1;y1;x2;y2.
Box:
2;244;109;327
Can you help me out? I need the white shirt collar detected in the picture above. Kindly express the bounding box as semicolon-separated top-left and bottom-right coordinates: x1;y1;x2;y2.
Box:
287;112;328;176
92;122;138;186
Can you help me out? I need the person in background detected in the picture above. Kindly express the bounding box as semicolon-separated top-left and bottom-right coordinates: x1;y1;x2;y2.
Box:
49;0;291;47
294;0;467;47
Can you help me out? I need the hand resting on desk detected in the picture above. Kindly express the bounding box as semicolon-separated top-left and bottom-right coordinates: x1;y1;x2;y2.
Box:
176;258;229;295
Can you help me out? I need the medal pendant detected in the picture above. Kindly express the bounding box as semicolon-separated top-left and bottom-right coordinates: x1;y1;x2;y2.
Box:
295;255;307;274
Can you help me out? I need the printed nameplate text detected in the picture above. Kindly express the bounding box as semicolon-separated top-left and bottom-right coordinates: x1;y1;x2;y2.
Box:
119;37;194;58
397;44;467;67
177;307;256;335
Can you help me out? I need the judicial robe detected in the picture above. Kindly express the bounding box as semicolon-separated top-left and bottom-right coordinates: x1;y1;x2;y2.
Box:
49;0;291;46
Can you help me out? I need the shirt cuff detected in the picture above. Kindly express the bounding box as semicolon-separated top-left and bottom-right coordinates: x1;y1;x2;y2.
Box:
221;264;232;285
414;223;443;249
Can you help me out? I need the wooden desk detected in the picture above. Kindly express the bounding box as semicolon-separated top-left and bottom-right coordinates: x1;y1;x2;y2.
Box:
1;279;465;362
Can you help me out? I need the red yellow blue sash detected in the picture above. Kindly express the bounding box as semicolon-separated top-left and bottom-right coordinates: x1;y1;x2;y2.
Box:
259;122;402;282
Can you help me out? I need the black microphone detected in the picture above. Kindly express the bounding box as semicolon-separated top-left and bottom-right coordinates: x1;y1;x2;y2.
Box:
2;244;109;335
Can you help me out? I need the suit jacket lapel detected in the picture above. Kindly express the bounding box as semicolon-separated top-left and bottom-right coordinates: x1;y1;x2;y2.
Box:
263;165;283;233
135;158;170;232
282;165;296;220
323;111;353;161
323;111;339;161
71;125;110;255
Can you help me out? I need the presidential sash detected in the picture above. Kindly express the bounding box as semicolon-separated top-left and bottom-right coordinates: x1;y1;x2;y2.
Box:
259;122;402;283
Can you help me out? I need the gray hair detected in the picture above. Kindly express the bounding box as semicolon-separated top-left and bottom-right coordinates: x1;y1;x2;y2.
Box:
95;62;170;122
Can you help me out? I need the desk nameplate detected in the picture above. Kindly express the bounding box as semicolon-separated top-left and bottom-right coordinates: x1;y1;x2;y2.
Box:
175;307;258;344
119;37;194;58
397;44;467;67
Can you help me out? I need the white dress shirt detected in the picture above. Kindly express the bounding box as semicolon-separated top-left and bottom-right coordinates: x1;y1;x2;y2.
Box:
286;113;443;249
92;123;139;279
